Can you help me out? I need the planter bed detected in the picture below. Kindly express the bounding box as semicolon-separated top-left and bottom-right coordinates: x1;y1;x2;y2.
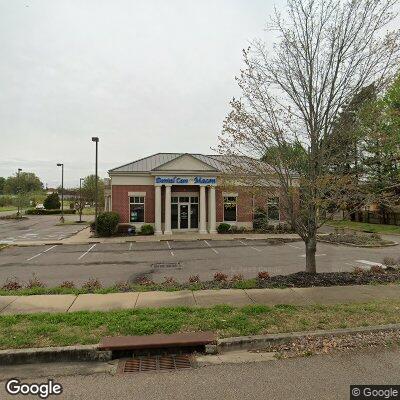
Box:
317;232;396;247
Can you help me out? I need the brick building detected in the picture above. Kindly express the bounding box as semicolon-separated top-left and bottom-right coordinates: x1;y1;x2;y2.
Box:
106;153;288;235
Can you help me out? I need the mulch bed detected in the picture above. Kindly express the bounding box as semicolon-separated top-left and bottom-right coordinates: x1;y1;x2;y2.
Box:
318;232;393;246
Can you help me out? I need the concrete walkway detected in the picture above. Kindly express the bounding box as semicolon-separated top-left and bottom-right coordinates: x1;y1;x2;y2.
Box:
0;284;399;315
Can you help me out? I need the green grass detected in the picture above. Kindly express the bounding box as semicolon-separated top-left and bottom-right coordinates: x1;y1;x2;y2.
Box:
0;206;17;212
0;300;400;349
326;220;400;235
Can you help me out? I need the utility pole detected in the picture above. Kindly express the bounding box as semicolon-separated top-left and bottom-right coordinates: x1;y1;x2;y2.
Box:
79;177;84;223
57;163;64;223
91;137;99;234
17;168;22;217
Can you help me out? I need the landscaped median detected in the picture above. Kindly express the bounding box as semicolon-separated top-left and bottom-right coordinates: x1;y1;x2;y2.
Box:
1;299;400;350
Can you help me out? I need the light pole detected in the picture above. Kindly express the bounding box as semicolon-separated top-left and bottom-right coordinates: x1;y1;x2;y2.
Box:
91;137;99;234
17;168;22;217
79;177;84;223
57;163;64;223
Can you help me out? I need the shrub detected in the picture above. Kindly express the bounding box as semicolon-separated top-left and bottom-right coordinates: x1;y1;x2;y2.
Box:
140;224;154;235
217;223;231;234
2;277;22;291
352;266;365;275
257;271;270;280
383;257;397;267
114;281;131;292
213;272;228;282
60;280;75;289
82;278;102;291
96;212;120;237
163;276;177;285
135;276;155;286
188;275;200;283
0;195;13;207
253;207;269;231
370;265;385;274
26;274;46;289
231;274;244;282
43;192;61;210
25;209;76;215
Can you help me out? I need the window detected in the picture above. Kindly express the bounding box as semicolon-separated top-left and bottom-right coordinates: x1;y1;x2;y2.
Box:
267;197;280;221
223;196;237;222
129;196;145;222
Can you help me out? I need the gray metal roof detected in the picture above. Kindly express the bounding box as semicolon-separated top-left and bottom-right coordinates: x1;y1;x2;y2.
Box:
109;153;228;173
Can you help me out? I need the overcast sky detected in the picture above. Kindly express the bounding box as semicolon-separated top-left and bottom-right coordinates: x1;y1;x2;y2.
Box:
0;0;284;188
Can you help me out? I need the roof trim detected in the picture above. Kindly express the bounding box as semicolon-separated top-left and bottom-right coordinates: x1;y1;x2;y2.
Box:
151;153;219;172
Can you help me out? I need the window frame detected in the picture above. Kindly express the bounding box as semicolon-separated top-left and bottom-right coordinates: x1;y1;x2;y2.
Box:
223;195;237;222
267;197;280;221
129;195;146;223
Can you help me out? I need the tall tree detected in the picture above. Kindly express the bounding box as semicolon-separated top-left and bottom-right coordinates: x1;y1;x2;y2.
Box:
82;175;105;207
219;0;400;273
3;172;43;194
0;177;5;195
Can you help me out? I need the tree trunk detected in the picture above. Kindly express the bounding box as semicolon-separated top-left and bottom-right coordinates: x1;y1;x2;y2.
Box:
305;237;317;273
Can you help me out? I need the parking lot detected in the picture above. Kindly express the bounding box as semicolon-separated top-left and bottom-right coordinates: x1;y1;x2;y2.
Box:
0;239;398;286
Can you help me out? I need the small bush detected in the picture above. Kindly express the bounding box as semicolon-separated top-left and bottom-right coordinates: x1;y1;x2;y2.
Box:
253;207;269;231
231;274;244;282
114;281;131;292
213;272;228;282
96;212;120;237
217;223;231;234
258;271;270;280
25;209;76;215
163;276;177;285
370;265;385;274
43;192;61;210
2;277;22;291
139;224;154;235
60;280;75;289
352;266;365;275
26;274;46;289
383;257;397;267
82;278;102;291
136;276;155;286
371;232;382;240
188;275;200;283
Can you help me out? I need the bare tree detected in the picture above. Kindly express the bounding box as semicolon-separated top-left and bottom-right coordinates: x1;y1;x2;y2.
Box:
218;0;400;273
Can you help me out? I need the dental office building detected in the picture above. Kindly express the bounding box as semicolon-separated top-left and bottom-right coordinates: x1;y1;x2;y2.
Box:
106;153;287;234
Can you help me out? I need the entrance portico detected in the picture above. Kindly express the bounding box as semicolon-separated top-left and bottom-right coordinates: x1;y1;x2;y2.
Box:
154;179;217;235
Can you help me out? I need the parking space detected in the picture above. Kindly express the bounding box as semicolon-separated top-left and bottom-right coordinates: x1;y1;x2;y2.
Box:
0;239;398;286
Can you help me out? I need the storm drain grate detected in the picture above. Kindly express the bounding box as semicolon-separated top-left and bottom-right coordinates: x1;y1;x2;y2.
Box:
118;354;193;374
152;262;182;269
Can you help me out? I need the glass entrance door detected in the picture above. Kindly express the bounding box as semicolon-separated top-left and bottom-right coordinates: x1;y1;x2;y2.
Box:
179;204;189;229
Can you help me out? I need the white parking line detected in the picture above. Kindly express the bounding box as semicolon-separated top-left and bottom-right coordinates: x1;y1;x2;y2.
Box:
129;242;133;251
287;243;302;249
204;240;219;254
78;244;97;260
239;240;261;252
26;245;57;261
166;241;174;256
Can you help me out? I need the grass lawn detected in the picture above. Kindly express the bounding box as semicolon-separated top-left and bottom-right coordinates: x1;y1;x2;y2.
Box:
326;220;400;235
0;206;17;212
0;300;400;349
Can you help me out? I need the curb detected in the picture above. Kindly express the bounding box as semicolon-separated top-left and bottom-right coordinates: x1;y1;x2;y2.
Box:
317;238;398;248
0;344;112;366
217;323;400;352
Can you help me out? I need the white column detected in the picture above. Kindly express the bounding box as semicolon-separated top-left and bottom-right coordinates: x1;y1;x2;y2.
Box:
199;185;207;234
155;185;162;235
208;186;217;233
164;185;172;234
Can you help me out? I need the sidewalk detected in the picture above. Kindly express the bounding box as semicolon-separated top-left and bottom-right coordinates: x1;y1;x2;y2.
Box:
0;284;399;315
13;226;302;246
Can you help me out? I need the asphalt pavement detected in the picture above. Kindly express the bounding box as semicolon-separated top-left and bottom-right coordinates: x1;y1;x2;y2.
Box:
0;238;398;286
0;348;399;399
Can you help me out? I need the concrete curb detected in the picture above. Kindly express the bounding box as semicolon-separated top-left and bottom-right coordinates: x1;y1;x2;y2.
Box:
317;238;398;248
0;344;112;366
217;323;400;352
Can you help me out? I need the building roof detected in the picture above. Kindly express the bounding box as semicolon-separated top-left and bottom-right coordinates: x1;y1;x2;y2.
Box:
109;153;232;173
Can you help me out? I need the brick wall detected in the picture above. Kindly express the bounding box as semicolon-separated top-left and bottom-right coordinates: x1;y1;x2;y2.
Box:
112;185;155;223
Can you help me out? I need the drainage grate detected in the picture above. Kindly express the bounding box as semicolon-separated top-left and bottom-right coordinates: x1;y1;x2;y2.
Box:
152;262;182;269
118;354;193;374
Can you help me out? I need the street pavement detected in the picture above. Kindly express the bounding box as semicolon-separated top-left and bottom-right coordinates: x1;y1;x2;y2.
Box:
0;238;398;286
0;348;399;399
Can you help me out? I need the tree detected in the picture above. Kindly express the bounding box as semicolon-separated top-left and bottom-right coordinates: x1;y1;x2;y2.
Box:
3;172;43;194
43;192;61;210
82;175;105;207
218;0;400;273
0;177;5;195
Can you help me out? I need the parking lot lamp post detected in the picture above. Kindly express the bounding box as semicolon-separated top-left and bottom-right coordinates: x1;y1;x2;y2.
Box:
91;137;99;234
79;177;84;223
17;168;22;217
57;163;64;223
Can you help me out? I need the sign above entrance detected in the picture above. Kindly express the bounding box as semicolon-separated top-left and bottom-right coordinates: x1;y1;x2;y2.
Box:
155;176;217;186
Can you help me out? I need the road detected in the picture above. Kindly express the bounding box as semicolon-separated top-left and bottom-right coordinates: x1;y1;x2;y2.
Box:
0;215;88;244
0;238;398;286
0;348;399;399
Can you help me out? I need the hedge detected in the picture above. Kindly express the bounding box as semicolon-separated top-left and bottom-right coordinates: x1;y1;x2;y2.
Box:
25;209;76;215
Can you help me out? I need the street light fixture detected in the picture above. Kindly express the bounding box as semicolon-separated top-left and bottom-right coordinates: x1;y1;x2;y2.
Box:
17;168;22;218
57;163;64;223
91;137;99;235
79;177;84;223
